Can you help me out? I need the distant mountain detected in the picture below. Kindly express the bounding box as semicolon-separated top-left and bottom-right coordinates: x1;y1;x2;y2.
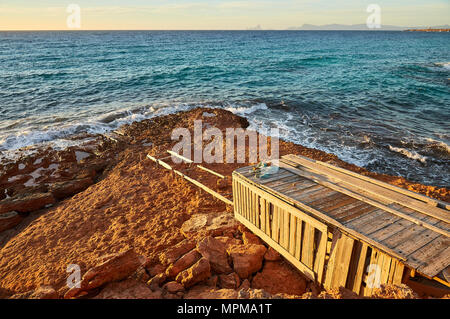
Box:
286;24;450;31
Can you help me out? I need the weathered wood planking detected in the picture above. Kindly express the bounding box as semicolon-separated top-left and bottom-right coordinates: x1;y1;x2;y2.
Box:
233;174;328;283
233;155;449;288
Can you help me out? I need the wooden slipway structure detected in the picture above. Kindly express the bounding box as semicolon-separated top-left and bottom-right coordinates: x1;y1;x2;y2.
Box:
233;154;450;296
148;151;449;296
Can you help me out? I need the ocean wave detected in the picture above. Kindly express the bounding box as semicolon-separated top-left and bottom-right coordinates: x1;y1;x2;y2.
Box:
0;102;269;154
388;145;427;164
224;103;268;115
425;138;450;155
434;62;450;71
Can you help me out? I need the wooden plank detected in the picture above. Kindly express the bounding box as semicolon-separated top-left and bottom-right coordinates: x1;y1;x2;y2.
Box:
288;214;297;255
301;224;315;269
197;165;226;179
324;231;341;290
336;204;379;224
417;247;450;279
392;228;441;257
260;198;266;234
393;262;405;285
379;253;393;285
235;171;405;261
272;206;280;243
278;207;286;248
235;212;316;282
407;236;450;277
234;175;328;232
294;219;303;260
259;171;295;185
265;201;271;236
346;209;401;236
283;154;450;221
317;196;358;213
316;157;449;210
351;243;369;295
363;249;380;296
277;160;450;238
149;154;233;205
331;234;355;289
314;230;328;284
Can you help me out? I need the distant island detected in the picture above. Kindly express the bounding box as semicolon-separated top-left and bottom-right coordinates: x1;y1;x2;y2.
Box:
246;24;450;31
405;28;450;32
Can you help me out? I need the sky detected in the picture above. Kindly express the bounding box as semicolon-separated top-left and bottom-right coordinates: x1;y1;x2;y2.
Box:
0;0;449;30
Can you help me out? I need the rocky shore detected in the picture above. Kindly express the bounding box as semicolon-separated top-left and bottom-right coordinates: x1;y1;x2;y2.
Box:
0;108;448;299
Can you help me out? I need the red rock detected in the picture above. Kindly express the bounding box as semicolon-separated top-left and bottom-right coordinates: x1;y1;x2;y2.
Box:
159;239;196;266
228;244;267;279
251;261;307;296
215;236;242;250
372;284;418;299
219;273;240;289
264;247;281;261
147;273;167;291
238;279;251;291
176;257;211;288
242;231;262;245
181;212;239;238
166;249;201;279
0;192;54;214
0;211;23;233
146;264;165;277
49;178;93;200
163;281;185;294
94;278;162;299
197;236;232;274
64;249;145;298
10;286;58;299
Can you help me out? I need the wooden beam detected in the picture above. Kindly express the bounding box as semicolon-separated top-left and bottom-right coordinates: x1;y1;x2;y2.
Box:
283;154;450;222
279;159;450;238
236;168;407;261
147;154;233;206
235;212;316;282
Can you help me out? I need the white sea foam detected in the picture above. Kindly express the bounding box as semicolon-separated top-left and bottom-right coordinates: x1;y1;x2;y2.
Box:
388;145;427;163
425;138;450;154
434;62;450;70
0;102;269;162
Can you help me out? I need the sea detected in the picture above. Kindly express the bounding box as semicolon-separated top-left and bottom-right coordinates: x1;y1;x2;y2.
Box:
0;31;449;187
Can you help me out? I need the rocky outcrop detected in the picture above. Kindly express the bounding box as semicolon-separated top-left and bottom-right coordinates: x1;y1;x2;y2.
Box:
175;257;211;288
372;284;419;299
159;239;196;266
49;178;93;200
65;249;145;299
197;236;232;274
93;279;162;299
264;247;281;261
181;212;239;238
251;261;308;296
0;192;54;214
165;249;201;279
227;244;267;279
9;286;58;299
0;211;23;232
219;273;240;289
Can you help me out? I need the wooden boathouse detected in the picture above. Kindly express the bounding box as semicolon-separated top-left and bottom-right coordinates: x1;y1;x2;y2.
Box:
233;154;450;296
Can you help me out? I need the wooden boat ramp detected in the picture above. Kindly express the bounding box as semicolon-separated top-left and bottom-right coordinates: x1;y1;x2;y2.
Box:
148;150;450;297
233;154;450;296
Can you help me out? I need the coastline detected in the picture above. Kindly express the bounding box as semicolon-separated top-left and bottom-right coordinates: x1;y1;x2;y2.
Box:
0;108;448;299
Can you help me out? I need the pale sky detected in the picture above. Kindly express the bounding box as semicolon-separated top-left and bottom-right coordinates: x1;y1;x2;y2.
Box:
0;0;449;30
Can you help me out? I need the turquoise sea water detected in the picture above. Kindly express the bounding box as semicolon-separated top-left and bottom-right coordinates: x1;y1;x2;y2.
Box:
0;31;449;186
